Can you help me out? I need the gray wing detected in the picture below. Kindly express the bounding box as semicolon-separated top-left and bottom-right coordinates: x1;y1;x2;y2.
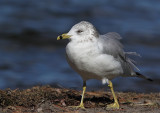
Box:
98;32;139;76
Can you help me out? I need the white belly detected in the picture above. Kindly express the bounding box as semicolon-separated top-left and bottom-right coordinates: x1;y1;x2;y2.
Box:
66;41;123;80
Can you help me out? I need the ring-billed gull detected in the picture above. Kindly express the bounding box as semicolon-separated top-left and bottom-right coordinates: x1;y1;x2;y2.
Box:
57;21;152;109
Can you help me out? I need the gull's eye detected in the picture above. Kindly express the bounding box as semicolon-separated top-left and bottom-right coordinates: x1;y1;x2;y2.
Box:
77;30;83;33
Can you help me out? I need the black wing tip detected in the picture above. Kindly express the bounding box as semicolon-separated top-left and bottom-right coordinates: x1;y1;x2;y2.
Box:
136;72;153;82
135;72;141;75
147;78;153;82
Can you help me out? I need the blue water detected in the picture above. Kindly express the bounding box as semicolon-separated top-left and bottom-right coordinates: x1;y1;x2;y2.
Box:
0;0;160;92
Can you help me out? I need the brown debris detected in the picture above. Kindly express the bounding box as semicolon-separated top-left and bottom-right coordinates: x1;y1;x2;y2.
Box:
0;86;159;113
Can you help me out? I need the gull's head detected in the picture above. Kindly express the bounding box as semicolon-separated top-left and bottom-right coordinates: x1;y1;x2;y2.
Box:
57;21;99;41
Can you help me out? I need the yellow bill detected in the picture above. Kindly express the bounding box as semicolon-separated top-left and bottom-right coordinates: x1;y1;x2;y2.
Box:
57;33;71;40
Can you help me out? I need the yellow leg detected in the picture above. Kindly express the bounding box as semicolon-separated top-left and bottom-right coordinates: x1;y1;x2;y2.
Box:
107;80;119;109
71;81;86;109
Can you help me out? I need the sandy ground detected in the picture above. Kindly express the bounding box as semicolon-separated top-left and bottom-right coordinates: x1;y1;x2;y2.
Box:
0;86;159;113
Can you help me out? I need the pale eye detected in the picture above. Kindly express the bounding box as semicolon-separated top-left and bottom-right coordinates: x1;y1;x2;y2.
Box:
77;30;83;33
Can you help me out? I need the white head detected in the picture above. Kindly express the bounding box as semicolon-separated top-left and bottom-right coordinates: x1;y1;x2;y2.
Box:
57;21;99;42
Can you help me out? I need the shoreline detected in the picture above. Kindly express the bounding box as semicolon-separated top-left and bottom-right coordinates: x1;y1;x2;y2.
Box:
0;86;159;113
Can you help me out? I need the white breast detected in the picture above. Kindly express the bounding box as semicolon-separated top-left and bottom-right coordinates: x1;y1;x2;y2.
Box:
66;40;123;80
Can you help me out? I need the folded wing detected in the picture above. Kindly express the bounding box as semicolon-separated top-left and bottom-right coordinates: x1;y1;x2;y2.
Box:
98;32;139;76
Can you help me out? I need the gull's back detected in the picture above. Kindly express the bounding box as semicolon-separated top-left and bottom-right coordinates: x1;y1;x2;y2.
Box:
98;32;139;77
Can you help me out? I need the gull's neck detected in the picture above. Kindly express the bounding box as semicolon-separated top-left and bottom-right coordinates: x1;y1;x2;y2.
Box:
70;36;97;44
67;36;99;57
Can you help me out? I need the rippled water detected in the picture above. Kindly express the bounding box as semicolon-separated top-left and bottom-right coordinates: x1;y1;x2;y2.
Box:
0;0;159;92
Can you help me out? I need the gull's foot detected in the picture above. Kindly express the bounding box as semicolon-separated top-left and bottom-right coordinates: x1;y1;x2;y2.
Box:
69;103;85;109
106;102;119;110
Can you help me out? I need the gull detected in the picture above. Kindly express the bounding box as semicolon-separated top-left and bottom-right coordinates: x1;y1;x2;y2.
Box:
57;21;152;109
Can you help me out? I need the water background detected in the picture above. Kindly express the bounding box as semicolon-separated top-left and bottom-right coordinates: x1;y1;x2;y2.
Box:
0;0;160;93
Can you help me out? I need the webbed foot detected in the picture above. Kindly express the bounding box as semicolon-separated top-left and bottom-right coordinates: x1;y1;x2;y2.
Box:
106;101;119;109
69;103;85;109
